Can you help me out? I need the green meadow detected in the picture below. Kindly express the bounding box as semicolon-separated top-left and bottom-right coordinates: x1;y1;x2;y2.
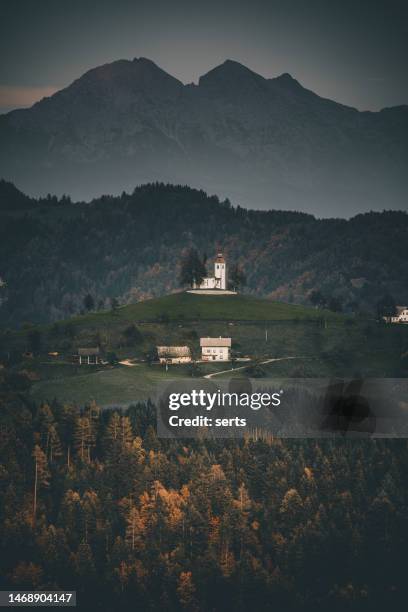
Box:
2;292;405;406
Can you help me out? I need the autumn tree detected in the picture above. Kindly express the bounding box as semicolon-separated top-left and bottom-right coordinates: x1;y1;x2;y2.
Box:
74;417;95;462
125;506;145;551
32;444;50;526
177;571;197;610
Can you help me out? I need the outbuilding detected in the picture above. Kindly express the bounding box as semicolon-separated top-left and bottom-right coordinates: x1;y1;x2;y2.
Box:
75;347;101;365
157;346;192;364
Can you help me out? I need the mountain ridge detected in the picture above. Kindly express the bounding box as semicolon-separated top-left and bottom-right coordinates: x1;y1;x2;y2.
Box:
0;57;407;216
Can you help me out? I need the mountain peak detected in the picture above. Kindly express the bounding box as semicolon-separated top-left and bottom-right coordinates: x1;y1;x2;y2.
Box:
272;72;303;89
276;72;295;81
74;57;182;94
198;59;265;92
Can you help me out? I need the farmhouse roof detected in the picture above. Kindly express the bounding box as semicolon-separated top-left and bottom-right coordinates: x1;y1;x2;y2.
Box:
200;337;231;347
157;346;191;357
395;306;408;316
78;347;100;356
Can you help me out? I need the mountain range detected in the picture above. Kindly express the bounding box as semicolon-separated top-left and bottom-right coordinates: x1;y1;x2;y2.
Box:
1;58;407;216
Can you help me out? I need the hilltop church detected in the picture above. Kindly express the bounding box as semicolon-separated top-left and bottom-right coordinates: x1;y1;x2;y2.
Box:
193;253;227;290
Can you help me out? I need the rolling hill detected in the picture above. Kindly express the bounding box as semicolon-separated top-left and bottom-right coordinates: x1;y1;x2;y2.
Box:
0;181;407;328
1;288;407;407
71;291;341;326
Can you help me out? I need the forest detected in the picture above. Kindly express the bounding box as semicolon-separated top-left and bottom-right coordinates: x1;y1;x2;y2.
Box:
1;371;408;611
1;180;408;327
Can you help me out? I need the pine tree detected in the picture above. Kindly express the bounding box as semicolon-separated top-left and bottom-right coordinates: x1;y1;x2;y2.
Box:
32;444;50;527
74;541;96;579
35;403;55;452
177;571;197;610
48;423;63;463
74;417;94;462
179;248;207;287
229;263;246;291
83;293;95;312
106;412;121;443
120;416;133;450
125;506;145;551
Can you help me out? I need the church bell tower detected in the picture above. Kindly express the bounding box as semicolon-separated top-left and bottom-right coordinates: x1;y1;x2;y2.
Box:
214;253;227;290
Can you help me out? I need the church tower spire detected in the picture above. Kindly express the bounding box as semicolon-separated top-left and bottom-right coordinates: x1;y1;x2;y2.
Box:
214;253;227;290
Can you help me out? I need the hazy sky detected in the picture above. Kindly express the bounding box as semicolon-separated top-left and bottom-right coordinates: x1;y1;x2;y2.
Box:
0;0;407;113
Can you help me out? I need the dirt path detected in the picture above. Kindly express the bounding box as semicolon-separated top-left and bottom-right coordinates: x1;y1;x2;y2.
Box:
119;359;140;367
204;356;300;379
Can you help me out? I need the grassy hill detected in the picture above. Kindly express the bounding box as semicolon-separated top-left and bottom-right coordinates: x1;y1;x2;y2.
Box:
70;291;341;328
1;181;408;328
2;291;407;407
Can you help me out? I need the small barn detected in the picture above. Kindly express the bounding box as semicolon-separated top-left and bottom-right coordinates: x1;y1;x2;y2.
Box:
75;347;101;365
157;346;192;365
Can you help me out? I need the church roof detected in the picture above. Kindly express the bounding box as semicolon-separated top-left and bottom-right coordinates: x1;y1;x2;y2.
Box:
215;253;225;263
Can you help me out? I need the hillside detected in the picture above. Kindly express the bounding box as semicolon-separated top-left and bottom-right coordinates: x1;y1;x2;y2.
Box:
1;288;406;407
72;292;340;326
0;57;407;215
0;181;407;327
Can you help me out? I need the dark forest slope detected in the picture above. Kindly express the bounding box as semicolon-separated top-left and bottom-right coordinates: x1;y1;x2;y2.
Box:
0;181;407;326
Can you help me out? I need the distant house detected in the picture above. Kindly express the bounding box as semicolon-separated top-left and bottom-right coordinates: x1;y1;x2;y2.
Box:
200;337;231;361
157;346;192;365
75;347;101;365
386;306;408;324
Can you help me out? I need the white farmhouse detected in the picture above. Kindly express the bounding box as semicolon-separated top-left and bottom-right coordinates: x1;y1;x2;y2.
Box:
194;253;227;290
200;337;231;361
388;306;408;324
157;346;192;364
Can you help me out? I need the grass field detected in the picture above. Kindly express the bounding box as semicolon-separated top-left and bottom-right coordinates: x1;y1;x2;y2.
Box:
30;363;185;406
69;291;343;328
27;318;408;405
3;291;407;407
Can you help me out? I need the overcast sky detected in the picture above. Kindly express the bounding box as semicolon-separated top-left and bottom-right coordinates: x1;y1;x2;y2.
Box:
0;0;407;113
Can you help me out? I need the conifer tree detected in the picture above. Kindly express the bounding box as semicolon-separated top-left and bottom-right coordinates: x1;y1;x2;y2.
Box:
32;444;50;526
177;571;197;610
74;417;94;462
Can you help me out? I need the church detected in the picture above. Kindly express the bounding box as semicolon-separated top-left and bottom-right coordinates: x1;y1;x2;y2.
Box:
193;253;227;290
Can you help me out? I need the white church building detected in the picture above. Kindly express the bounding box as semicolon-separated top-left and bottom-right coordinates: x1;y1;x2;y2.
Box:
193;253;228;290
